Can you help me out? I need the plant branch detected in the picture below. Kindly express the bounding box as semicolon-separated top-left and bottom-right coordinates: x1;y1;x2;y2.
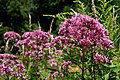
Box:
49;19;54;33
91;0;98;18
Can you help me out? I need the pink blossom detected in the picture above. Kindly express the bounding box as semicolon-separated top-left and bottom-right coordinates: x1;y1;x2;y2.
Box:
32;30;51;43
48;59;57;67
22;32;33;39
52;71;59;78
59;14;114;51
0;53;27;79
61;61;71;69
94;53;111;64
4;31;21;41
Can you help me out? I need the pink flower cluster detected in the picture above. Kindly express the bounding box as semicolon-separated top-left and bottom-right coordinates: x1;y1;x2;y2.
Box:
94;53;112;64
50;71;64;78
0;54;27;79
22;50;42;61
58;14;114;51
4;31;21;42
22;32;33;39
16;39;37;49
52;36;69;48
48;59;57;67
22;30;51;43
42;43;62;54
32;30;51;43
61;61;71;70
0;54;18;59
16;30;52;50
48;61;70;79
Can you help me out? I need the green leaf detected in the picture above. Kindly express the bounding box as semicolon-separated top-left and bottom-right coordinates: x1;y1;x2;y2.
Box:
112;68;120;72
109;65;118;68
116;76;120;80
104;73;109;80
103;64;117;68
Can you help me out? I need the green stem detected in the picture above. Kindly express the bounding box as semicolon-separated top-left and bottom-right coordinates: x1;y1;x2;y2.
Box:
81;51;85;80
27;61;32;75
91;52;96;80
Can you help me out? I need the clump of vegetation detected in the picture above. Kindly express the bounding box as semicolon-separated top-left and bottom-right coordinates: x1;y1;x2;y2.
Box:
0;0;120;80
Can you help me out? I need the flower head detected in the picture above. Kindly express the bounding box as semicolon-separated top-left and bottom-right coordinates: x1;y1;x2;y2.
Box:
32;30;51;43
59;14;114;51
94;53;111;64
0;53;27;79
22;32;33;39
4;31;20;42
